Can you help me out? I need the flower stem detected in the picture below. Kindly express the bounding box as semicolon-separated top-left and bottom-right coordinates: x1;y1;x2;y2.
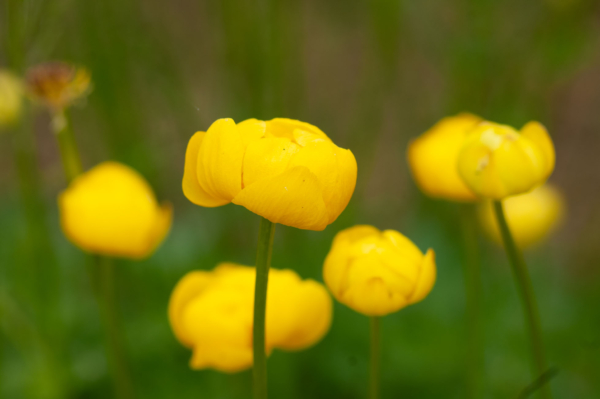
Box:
460;205;483;399
253;217;276;399
93;256;135;399
52;109;83;183
492;201;552;399
369;316;381;399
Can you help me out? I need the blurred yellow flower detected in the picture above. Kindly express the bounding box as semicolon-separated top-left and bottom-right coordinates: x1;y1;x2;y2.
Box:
478;184;564;248
25;62;91;111
323;225;436;317
457;121;555;199
59;161;172;259
407;113;480;201
183;118;357;231
168;263;332;373
0;70;24;127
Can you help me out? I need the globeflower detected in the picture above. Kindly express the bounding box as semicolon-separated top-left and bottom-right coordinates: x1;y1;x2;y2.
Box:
323;225;436;316
25;62;91;112
0;70;24;128
59;161;172;259
183;118;357;231
478;184;564;248
407;113;481;201
168;263;332;373
457;121;555;199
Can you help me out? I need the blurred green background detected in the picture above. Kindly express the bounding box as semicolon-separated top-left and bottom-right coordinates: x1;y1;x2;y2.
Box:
1;0;600;398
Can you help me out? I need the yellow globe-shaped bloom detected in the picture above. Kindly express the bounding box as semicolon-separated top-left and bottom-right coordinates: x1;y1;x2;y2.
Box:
25;62;91;111
168;263;332;373
478;184;564;248
0;70;24;128
408;113;481;201
183;118;357;231
457;121;555;199
59;161;172;259
323;225;436;317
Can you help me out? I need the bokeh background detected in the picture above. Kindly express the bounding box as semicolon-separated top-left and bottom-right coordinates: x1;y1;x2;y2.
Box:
2;0;600;398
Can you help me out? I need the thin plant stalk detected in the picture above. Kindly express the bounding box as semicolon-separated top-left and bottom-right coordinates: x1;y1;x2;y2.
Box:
52;110;83;183
369;316;381;399
492;201;552;399
460;205;483;399
252;217;276;399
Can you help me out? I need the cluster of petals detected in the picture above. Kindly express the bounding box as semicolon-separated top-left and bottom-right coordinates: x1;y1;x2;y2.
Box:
323;225;436;317
183;118;357;231
25;62;91;111
168;263;332;373
59;161;172;259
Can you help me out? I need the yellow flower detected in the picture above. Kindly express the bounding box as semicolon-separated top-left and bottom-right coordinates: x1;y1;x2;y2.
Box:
478;184;564;248
0;70;24;128
168;263;332;373
457;121;555;199
407;113;481;201
323;225;436;317
183;118;357;231
59;161;172;259
25;62;91;111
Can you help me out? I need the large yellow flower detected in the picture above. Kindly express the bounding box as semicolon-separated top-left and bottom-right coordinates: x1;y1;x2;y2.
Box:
183;118;357;231
407;113;481;201
59;161;172;259
168;263;332;373
457;121;555;199
478;184;564;248
323;225;436;317
0;70;24;128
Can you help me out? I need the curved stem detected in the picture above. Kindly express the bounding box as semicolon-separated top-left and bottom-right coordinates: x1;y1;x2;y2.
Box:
493;201;552;399
93;256;135;399
369;316;380;399
253;217;276;399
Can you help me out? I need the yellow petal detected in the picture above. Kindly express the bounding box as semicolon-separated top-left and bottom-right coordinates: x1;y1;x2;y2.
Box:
288;140;357;224
232;166;329;231
520;121;555;179
237;118;266;146
265;118;331;142
408;249;436;304
182;131;229;207
196;118;245;201
242;136;300;188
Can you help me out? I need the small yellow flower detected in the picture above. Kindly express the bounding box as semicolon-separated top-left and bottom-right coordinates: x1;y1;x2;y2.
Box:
323;225;436;317
183;118;357;231
168;263;332;373
457;121;555;199
478;184;564;248
59;161;172;259
0;70;24;128
25;62;91;111
407;113;481;201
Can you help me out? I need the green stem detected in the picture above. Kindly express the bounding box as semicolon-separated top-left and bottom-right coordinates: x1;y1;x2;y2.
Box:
369;316;381;399
492;201;552;399
52;109;83;183
93;256;135;399
461;205;483;399
252;217;276;399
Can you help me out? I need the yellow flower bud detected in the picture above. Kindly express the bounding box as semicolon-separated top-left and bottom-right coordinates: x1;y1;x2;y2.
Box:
0;70;24;128
168;263;332;373
407;113;481;201
478;184;564;248
183;118;357;231
457;121;555;199
59;161;172;259
25;62;91;111
323;225;436;317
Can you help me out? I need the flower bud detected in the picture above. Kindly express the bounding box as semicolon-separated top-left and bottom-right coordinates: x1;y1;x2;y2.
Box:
168;264;332;373
59;161;172;259
323;225;436;317
457;121;555;199
183;118;357;231
25;62;91;112
478;184;564;248
407;113;481;201
0;70;24;128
